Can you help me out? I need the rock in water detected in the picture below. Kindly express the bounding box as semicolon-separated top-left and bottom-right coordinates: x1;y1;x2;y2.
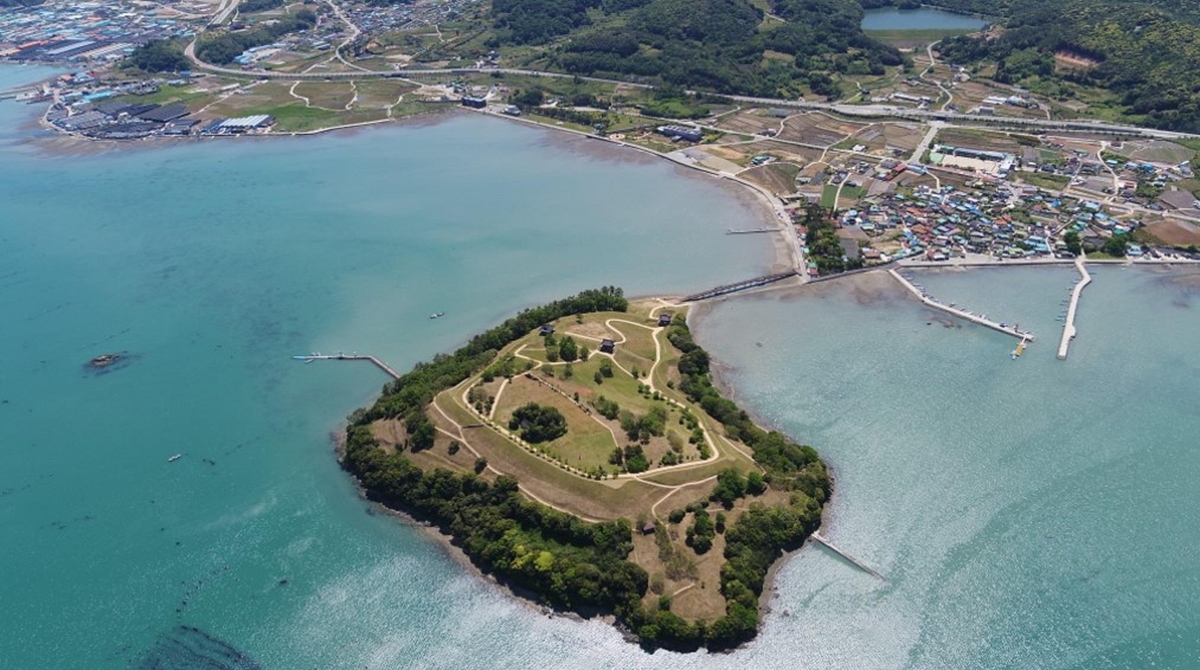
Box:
138;625;261;669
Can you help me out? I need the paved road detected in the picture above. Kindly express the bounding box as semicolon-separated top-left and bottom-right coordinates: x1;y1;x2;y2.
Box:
180;43;1199;141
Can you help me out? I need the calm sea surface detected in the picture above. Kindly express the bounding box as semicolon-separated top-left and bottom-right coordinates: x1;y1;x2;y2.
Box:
3;64;1198;669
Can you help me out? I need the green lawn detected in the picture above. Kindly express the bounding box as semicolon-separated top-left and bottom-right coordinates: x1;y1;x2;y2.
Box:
115;84;213;108
1021;172;1070;191
864;27;978;44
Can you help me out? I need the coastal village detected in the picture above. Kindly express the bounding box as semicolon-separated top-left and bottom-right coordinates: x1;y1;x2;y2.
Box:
5;0;1200;661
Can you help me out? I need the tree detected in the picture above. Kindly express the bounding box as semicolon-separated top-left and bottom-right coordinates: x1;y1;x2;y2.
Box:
406;410;436;452
599;360;615;378
686;509;715;554
126;39;190;72
609;446;625;466
511;87;546;107
1064;230;1082;255
509;403;568;443
473;457;488;473
712;468;747;508
1102;234;1129;257
746;471;766;495
595;396;620;420
623;444;650;473
559;336;579;362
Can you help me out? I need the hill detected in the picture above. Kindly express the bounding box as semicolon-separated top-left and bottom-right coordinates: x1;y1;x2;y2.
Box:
339;289;829;651
486;0;903;99
926;0;1200;132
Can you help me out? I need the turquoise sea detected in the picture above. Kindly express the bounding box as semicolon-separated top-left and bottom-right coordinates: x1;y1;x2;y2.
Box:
2;64;1198;668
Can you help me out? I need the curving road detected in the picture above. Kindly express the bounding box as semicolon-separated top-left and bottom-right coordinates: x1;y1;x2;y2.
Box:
182;1;1197;141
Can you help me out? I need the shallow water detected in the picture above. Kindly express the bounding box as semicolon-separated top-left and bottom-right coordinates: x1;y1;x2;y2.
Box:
693;265;1200;669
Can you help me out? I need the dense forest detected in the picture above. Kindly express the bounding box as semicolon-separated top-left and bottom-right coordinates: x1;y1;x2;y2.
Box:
195;9;317;64
489;0;1200;129
489;0;902;98
931;0;1200;132
340;289;828;651
126;40;190;73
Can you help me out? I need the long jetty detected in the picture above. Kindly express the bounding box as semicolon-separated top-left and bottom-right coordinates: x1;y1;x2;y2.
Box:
293;353;400;379
683;270;797;302
888;270;1035;341
1057;258;1092;360
811;532;886;581
725;227;775;235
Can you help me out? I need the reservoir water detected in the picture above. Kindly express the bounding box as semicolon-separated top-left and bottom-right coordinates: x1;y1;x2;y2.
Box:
861;7;989;32
4;63;1199;669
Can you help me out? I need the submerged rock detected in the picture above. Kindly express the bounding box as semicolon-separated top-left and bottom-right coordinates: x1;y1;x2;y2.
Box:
138;625;261;670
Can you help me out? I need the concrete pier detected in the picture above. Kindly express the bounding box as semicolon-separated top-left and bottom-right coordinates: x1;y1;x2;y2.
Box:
889;270;1035;341
811;532;886;581
1057;257;1092;360
293;353;400;379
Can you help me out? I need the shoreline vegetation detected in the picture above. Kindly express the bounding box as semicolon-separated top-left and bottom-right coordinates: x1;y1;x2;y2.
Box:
338;288;829;652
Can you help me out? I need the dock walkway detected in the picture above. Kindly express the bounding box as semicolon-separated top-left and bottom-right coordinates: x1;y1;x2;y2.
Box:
293;353;400;379
1057;257;1092;360
888;269;1034;341
811;532;886;581
725;227;775;235
682;270;797;302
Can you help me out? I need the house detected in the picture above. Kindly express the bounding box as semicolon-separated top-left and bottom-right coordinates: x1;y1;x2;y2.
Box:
600;339;616;354
538;324;555;336
641;521;656;535
655;125;702;143
657;312;673;327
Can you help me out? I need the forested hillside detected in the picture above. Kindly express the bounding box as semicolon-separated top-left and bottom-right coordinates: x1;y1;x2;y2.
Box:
490;0;903;99
896;0;1200;132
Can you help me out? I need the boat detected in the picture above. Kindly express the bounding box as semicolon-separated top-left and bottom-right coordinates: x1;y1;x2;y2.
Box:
88;353;121;368
1011;338;1028;360
429;312;445;319
168;454;183;462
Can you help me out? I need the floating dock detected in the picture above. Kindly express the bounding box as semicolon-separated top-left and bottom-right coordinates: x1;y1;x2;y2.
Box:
889;269;1034;341
293;353;400;379
811;532;886;581
1057;257;1092;360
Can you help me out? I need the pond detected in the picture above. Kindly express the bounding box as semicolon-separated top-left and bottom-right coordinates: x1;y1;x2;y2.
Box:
862;6;990;31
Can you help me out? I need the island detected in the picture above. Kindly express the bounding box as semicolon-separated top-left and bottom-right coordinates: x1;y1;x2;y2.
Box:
339;288;829;651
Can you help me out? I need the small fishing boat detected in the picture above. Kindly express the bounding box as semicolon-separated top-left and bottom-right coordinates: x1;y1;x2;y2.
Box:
168;454;183;462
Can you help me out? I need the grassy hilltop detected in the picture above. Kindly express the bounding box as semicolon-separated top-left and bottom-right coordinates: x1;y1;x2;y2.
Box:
340;289;829;651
